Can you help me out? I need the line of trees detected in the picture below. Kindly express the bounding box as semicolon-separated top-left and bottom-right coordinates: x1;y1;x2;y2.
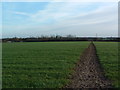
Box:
2;35;120;42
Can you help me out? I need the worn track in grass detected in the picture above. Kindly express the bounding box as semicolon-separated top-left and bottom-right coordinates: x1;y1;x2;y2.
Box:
65;42;112;88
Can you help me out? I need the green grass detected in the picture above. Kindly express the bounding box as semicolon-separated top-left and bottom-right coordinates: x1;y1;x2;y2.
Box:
2;42;89;88
94;42;119;88
2;41;119;88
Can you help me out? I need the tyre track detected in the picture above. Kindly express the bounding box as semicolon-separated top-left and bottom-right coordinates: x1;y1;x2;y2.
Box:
65;42;112;88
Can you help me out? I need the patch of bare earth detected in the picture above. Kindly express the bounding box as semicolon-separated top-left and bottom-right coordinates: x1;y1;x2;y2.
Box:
65;42;112;89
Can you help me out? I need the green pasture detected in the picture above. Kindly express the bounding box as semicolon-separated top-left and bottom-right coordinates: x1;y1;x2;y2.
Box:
2;42;89;88
95;42;118;88
2;41;118;88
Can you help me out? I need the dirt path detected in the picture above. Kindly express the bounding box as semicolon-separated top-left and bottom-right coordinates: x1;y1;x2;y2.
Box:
65;42;112;88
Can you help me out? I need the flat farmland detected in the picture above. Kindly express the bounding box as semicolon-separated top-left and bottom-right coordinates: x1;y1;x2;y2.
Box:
2;42;118;88
95;42;119;88
2;42;89;88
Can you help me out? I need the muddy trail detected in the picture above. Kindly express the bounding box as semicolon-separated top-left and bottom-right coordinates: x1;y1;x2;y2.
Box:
65;42;112;88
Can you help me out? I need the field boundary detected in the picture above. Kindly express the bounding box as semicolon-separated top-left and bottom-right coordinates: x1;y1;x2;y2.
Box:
65;42;112;88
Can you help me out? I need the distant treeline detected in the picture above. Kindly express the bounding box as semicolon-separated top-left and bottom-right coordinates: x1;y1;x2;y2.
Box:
2;36;120;42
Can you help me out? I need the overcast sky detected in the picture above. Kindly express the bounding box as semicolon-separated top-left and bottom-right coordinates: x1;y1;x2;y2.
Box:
1;1;118;38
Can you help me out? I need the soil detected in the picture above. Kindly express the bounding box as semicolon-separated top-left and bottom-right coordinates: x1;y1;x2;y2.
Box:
65;42;112;88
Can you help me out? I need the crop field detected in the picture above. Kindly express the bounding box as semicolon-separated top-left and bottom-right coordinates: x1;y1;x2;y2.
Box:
2;41;118;88
2;42;89;88
95;42;119;88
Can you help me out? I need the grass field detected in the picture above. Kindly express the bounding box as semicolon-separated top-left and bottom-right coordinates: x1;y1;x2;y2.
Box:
2;42;89;88
2;41;118;88
95;42;119;88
